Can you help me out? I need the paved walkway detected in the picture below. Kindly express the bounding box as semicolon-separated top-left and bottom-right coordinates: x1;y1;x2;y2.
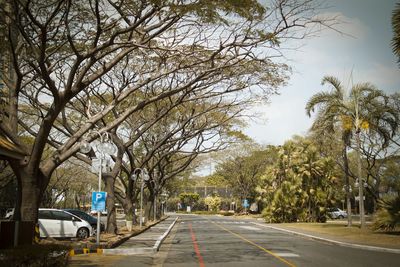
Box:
68;215;178;266
103;216;178;255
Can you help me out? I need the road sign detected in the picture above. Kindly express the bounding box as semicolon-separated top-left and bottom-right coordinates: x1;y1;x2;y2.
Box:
243;199;249;208
91;191;107;212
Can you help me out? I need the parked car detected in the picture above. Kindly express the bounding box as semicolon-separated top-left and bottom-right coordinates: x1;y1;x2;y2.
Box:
5;208;14;219
38;209;93;239
90;210;107;216
327;207;347;219
64;209;105;233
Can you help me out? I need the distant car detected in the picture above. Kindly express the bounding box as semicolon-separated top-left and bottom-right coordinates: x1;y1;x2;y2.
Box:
64;209;105;233
90;210;107;216
5;208;14;219
38;208;93;239
327;208;347;219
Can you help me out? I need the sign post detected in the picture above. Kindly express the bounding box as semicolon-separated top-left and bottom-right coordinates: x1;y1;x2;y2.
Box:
91;191;106;245
243;199;249;214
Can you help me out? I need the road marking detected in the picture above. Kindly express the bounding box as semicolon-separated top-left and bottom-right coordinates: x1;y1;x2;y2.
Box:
189;223;205;267
275;253;300;257
239;226;262;231
213;222;297;267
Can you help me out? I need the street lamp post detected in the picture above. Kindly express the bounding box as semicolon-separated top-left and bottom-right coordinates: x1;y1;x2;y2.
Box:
130;168;149;228
80;131;117;246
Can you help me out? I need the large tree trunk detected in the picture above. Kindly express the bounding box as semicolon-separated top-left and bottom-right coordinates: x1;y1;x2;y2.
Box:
104;174;117;234
11;163;48;223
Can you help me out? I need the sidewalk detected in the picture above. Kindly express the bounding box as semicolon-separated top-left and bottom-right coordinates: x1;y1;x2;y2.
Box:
102;216;178;255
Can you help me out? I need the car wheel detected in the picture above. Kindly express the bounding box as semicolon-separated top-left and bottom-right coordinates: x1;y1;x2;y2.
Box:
338;215;344;219
77;227;89;239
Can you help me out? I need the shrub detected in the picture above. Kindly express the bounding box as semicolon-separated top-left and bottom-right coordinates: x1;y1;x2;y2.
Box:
179;192;200;208
219;211;234;216
204;195;222;211
0;244;70;267
373;196;400;231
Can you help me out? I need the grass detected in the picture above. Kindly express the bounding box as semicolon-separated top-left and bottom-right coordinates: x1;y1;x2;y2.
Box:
275;222;400;249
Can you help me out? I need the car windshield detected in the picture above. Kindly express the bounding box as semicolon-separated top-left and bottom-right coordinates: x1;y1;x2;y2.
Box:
66;210;94;222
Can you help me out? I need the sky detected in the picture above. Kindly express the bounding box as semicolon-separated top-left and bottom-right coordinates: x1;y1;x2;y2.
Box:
244;0;400;145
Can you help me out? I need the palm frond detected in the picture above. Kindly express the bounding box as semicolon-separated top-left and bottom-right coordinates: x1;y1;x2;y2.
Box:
392;3;400;65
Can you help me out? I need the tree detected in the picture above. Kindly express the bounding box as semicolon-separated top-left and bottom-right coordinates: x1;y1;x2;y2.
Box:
1;0;336;224
305;76;354;226
215;147;270;203
259;137;337;223
306;76;398;227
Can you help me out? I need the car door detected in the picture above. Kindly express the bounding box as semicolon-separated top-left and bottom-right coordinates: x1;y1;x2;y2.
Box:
50;210;76;237
38;210;57;237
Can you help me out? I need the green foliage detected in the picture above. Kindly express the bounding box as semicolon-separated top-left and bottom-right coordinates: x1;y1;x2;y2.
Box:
381;158;400;195
206;174;227;187
166;197;181;211
259;137;337;223
169;0;266;24
193;198;207;211
373;196;400;231
392;3;400;66
204;195;222;211
179;192;200;207
215;148;272;200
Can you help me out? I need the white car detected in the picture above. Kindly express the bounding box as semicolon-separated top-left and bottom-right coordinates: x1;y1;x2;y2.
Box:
5;208;14;219
38;209;93;239
327;207;348;219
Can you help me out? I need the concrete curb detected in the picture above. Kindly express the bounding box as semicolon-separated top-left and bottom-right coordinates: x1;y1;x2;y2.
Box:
153;216;179;251
103;216;179;255
251;222;400;254
69;216;169;256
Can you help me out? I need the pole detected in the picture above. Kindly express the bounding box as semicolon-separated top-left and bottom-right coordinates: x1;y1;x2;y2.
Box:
97;155;101;245
140;181;143;228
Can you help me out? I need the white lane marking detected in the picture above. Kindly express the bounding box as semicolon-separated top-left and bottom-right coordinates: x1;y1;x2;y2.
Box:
239;225;262;231
274;253;299;258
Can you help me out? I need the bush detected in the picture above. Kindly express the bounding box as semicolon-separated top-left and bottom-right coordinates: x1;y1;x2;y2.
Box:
0;244;70;267
219;211;234;216
166;197;180;211
179;192;200;209
204;195;222;211
373;196;400;231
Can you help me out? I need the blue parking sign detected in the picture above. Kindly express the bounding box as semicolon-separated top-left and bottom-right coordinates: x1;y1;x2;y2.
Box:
91;191;107;212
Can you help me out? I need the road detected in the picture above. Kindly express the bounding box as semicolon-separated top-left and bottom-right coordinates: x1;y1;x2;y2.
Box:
156;214;399;267
69;214;400;267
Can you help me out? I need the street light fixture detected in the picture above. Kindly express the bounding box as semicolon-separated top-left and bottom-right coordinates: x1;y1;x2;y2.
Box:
160;191;169;216
130;168;149;228
80;131;117;246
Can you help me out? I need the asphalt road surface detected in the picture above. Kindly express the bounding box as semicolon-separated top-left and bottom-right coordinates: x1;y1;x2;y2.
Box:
156;214;399;267
70;214;400;267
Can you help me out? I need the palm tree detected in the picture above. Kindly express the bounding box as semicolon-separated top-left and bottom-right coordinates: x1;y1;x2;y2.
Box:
306;76;398;228
392;2;400;66
306;76;354;226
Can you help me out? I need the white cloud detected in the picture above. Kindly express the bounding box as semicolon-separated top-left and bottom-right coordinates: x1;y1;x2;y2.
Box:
315;12;369;41
243;8;399;146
